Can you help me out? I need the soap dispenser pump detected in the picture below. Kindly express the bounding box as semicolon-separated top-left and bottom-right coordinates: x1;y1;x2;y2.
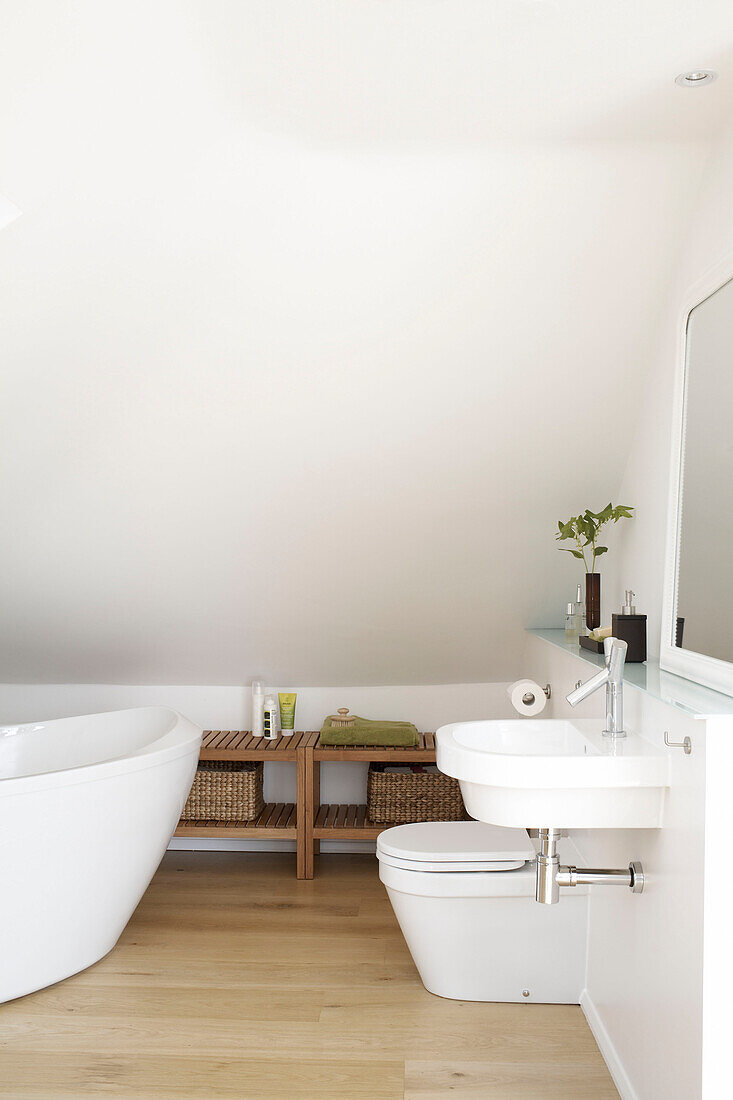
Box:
611;590;647;663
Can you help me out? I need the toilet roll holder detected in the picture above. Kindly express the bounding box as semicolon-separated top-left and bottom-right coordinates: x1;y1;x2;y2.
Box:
522;684;551;706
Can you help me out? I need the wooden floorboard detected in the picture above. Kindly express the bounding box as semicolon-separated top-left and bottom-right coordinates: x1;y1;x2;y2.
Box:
0;853;619;1099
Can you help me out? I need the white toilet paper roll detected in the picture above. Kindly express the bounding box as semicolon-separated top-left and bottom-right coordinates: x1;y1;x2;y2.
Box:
507;679;548;717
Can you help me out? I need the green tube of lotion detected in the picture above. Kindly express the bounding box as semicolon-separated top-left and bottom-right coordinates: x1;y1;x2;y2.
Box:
278;692;297;735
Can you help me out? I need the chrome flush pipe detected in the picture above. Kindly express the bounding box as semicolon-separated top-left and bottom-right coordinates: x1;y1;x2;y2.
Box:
565;636;627;739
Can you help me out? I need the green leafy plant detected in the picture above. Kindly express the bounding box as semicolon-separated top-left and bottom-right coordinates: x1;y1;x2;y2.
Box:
556;503;634;573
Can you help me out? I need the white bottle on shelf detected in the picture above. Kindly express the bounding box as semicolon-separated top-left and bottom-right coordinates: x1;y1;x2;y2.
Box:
263;695;279;740
251;679;265;737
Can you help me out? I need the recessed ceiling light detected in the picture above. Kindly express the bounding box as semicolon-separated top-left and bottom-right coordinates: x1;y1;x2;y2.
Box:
675;70;717;87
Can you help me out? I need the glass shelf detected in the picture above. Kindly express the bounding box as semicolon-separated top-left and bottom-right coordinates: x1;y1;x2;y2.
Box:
528;628;733;720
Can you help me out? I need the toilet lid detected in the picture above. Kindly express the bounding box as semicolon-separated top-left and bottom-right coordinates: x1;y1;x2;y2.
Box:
376;821;535;872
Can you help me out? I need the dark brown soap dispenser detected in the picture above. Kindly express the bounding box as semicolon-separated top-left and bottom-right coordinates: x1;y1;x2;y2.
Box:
611;590;647;663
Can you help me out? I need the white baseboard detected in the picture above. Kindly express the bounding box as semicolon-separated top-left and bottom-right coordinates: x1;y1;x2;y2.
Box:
580;989;637;1100
168;838;376;854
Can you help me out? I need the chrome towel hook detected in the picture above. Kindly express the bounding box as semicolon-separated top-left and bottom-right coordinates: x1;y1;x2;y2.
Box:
664;730;692;755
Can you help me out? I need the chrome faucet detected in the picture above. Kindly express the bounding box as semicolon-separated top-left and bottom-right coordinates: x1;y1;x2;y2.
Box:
566;637;627;739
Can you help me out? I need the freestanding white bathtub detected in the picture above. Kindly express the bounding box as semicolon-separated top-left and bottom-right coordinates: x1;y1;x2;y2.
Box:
0;706;202;1003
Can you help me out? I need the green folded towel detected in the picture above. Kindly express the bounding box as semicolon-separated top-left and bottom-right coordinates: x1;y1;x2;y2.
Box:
319;715;419;748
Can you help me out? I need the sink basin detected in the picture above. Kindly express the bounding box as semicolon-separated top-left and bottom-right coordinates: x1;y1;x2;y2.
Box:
436;719;669;829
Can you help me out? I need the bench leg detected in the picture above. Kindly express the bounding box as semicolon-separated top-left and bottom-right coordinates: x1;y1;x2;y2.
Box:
313;761;320;859
296;743;315;879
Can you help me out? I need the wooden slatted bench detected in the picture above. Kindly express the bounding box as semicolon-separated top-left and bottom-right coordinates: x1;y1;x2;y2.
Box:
175;730;438;879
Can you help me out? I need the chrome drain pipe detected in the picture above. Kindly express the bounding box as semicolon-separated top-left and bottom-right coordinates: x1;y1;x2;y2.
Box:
536;828;644;905
556;862;644;891
536;828;562;905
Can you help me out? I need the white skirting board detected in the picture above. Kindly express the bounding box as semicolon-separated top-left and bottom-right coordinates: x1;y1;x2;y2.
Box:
580;989;637;1100
168;838;376;853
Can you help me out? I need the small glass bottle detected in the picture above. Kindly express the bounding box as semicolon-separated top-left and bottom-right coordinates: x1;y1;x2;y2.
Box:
565;602;580;642
574;583;587;637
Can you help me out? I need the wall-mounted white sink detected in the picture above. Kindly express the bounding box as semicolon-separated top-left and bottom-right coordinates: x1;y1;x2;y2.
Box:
436;719;669;829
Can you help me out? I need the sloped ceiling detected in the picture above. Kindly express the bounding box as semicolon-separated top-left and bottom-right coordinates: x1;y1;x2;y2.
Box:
2;1;733;685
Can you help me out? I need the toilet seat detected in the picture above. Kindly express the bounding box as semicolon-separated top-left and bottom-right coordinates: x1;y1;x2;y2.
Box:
377;853;526;872
376;820;535;873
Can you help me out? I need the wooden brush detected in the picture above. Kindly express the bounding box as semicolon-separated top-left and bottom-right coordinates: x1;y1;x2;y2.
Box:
330;708;355;728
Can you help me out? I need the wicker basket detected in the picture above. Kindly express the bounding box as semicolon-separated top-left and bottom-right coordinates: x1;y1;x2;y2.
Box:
367;764;465;824
181;762;264;821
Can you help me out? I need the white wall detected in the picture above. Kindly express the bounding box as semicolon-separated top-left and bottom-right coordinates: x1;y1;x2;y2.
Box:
606;124;733;656
0;679;516;732
524;634;705;1100
1;1;729;687
700;717;733;1098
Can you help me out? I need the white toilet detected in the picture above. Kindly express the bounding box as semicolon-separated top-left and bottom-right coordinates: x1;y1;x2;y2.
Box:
377;820;588;1003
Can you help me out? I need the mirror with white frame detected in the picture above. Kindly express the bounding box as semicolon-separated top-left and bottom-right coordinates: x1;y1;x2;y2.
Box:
662;271;733;695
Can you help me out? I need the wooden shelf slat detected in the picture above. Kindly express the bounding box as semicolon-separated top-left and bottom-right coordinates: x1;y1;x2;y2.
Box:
313;803;403;841
276;803;292;828
253;804;271;828
205;730;227;749
259;803;277;828
324;804;338;829
175;801;297;840
197;730;321;763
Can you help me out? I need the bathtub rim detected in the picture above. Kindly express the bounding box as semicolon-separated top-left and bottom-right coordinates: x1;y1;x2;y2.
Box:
0;706;202;798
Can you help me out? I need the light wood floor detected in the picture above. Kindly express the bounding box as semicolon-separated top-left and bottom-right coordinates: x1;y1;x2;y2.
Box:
0;853;618;1099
